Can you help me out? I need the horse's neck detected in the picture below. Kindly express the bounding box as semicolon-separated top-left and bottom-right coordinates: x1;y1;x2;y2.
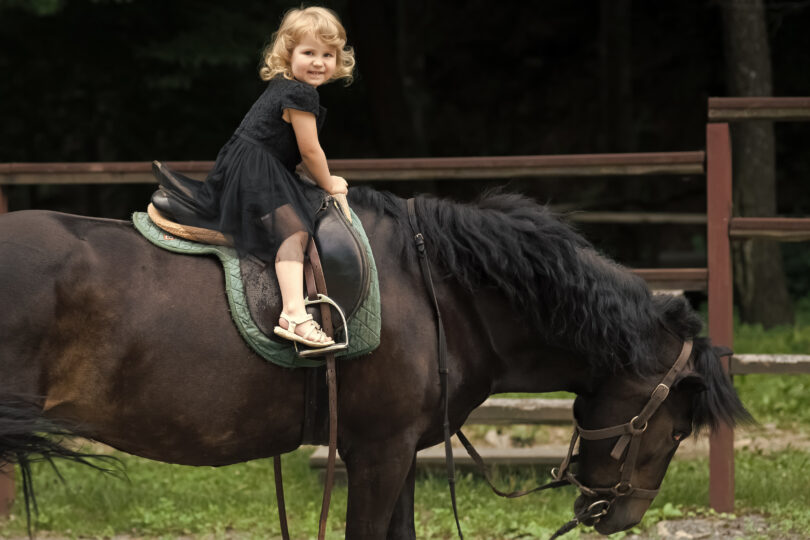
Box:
462;287;594;395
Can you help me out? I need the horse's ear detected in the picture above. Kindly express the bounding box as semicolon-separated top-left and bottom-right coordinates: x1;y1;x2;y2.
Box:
712;345;734;358
673;372;707;394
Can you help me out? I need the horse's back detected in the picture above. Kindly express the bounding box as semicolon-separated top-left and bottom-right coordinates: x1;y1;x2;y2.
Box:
0;210;139;270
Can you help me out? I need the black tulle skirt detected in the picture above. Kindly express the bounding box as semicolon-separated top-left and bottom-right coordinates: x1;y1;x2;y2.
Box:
194;133;326;263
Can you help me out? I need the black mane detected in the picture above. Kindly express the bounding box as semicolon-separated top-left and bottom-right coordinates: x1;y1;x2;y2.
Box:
653;295;752;430
351;187;659;373
349;187;751;430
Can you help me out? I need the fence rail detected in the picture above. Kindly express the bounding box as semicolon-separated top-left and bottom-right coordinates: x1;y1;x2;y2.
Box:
709;97;810;121
0;152;706;185
730;217;810;241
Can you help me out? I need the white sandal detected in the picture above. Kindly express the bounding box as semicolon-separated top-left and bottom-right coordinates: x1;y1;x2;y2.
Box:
274;312;335;348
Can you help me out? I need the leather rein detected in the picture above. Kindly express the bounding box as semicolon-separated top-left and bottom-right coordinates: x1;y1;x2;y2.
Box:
406;197;694;539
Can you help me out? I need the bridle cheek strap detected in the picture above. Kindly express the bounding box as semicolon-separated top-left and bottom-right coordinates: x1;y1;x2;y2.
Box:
558;339;694;501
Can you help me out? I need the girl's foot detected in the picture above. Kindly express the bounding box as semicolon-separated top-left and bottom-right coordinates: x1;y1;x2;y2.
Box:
274;312;335;348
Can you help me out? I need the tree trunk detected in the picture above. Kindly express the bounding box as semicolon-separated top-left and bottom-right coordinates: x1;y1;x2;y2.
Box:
720;0;794;327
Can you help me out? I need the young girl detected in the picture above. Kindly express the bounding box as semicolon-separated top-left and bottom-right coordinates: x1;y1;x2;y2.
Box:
193;6;355;348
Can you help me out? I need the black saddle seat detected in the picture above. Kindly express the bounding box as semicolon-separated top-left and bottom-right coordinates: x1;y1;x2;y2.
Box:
151;161;219;230
151;189;221;231
149;163;370;329
153;161;204;208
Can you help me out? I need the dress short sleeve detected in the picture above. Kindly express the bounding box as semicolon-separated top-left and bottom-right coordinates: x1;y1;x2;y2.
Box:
279;80;320;117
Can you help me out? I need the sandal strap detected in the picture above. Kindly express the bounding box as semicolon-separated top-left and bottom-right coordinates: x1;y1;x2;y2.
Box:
279;313;331;344
279;312;313;332
301;321;329;342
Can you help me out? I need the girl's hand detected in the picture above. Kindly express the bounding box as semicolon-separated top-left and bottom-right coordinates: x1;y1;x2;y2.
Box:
329;175;348;195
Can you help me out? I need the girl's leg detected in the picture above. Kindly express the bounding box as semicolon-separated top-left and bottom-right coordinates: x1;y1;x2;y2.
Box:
275;231;331;344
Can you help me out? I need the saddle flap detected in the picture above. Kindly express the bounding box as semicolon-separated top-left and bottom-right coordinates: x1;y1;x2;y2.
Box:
313;197;370;321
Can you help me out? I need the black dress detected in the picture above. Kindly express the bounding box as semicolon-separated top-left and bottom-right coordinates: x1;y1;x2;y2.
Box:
195;77;328;263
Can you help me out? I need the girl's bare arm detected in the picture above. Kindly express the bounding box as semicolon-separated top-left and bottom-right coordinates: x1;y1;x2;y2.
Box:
288;109;346;194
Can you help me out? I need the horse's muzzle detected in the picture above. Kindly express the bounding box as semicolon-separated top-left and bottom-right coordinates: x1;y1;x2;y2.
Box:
573;495;611;527
575;493;647;535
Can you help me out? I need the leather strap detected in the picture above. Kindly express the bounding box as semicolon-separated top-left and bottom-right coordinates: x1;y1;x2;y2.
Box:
273;456;290;540
301;365;328;445
456;431;570;498
556;340;695;503
306;241;339;540
406;198;464;539
273;239;338;540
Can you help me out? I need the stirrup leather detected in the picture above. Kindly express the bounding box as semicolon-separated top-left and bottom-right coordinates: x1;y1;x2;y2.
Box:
295;294;350;358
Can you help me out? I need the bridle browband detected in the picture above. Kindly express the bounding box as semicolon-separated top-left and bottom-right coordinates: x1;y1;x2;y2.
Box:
406;198;695;538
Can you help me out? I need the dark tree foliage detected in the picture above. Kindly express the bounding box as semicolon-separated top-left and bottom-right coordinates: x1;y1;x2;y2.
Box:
1;0;810;303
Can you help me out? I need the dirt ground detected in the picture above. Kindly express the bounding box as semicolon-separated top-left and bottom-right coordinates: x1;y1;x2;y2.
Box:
10;514;801;539
581;514;801;539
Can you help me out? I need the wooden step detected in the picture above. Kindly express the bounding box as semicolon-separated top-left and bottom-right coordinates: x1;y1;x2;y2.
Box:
731;354;810;374
309;444;569;472
467;397;573;425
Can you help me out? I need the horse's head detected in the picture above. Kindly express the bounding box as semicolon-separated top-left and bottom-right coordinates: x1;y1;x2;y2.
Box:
563;332;751;535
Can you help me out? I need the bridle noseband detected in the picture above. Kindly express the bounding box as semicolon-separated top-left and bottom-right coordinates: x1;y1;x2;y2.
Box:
552;340;694;521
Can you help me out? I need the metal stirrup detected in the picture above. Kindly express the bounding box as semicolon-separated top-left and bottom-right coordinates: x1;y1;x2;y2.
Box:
295;294;350;357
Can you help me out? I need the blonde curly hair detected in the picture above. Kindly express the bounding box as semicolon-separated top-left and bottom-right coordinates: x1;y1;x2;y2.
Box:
260;6;355;85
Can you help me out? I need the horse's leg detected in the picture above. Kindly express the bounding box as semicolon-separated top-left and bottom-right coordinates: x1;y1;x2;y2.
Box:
386;454;417;540
343;440;418;539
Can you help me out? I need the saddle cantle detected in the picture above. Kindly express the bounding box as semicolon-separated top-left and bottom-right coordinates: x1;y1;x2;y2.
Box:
149;161;370;334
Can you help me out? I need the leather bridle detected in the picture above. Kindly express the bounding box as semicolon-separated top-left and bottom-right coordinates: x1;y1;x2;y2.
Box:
456;339;696;538
406;197;696;538
551;340;694;520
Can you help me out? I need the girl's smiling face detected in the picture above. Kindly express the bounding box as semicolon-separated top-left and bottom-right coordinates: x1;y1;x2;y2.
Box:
290;34;337;87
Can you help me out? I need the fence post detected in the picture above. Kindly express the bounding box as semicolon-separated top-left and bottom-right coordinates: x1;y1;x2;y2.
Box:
706;122;735;512
0;188;13;517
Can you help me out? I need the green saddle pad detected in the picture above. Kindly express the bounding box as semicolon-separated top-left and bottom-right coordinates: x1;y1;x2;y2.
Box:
132;210;381;368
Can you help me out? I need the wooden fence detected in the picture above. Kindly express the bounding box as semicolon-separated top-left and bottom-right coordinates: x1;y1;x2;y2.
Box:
1;97;809;515
706;97;810;511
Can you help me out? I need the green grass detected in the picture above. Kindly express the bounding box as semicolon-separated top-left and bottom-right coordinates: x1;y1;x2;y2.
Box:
732;296;810;426
0;299;808;538
1;448;809;539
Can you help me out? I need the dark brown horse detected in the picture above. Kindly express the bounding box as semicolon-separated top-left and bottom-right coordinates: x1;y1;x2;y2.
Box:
0;188;749;538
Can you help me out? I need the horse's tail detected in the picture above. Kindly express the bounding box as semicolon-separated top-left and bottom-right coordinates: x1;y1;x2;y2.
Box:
0;395;122;537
